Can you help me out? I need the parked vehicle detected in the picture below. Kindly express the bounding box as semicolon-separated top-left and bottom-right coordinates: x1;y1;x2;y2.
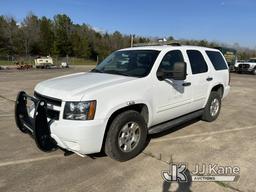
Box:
15;45;230;161
61;62;69;68
235;58;256;75
34;56;54;69
16;61;33;70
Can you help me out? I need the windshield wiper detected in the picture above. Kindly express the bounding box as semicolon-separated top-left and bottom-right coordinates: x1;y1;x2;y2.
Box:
104;70;130;76
91;69;131;77
90;68;103;73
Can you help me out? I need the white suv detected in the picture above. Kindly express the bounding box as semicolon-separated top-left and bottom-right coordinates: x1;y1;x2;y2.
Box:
235;58;256;75
15;45;230;161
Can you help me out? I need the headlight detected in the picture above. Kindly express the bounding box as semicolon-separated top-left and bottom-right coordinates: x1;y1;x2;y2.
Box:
63;101;96;120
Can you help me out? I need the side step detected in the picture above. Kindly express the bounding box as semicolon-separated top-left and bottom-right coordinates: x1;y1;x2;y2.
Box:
148;110;203;134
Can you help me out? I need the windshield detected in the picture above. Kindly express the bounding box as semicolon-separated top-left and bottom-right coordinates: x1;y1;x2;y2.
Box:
92;50;160;77
248;59;256;62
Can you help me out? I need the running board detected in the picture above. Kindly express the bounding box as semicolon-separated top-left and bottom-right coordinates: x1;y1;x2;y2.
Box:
148;110;203;134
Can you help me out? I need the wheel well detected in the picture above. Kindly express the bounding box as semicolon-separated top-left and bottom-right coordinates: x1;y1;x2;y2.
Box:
211;84;224;98
101;104;149;151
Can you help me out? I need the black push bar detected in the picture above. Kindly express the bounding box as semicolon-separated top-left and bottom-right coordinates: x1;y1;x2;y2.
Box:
15;91;57;152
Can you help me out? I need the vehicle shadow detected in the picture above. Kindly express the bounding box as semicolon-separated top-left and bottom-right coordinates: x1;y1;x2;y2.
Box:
162;168;192;192
164;79;185;94
87;152;107;159
142;118;200;159
61;148;107;159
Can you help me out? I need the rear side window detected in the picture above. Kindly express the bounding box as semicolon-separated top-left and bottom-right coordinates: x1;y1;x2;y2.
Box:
187;50;208;74
206;51;228;70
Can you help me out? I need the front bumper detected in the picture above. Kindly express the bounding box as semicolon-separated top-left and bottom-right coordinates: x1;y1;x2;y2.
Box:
235;64;254;72
15;91;106;155
50;119;106;154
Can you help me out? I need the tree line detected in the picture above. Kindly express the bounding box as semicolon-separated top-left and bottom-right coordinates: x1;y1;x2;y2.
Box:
0;13;150;60
0;13;255;61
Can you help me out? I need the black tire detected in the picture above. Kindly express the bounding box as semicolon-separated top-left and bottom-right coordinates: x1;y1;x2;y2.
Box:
201;91;221;122
104;110;147;161
252;69;256;75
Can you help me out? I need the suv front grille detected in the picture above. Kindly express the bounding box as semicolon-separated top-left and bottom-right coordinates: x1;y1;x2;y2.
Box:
238;64;250;69
34;92;62;120
46;108;60;120
34;92;62;106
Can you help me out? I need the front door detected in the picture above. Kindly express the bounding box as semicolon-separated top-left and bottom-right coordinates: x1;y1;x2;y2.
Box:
152;50;193;125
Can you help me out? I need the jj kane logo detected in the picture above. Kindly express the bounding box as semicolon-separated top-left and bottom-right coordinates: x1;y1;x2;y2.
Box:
162;163;240;182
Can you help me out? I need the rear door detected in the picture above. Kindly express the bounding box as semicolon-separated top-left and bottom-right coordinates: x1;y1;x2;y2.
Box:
205;50;229;87
186;49;212;111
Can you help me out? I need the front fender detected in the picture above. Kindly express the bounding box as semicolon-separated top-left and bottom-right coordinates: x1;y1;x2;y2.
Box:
104;100;153;127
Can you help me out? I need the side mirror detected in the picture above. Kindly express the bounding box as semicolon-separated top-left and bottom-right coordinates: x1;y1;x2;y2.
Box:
157;62;187;81
172;62;187;80
157;70;166;81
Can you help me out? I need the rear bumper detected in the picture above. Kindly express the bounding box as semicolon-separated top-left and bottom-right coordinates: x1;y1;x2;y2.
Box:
223;86;230;99
15;91;107;155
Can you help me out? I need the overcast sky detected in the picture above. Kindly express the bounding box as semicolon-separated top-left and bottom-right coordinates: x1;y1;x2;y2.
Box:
1;0;255;48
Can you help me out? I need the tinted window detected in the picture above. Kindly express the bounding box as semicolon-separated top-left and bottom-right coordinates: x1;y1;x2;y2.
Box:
249;59;256;62
158;50;184;72
206;51;228;70
94;50;160;77
187;50;208;74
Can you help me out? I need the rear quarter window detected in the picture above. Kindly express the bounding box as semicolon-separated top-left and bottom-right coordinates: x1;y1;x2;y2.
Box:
206;51;228;70
187;50;208;74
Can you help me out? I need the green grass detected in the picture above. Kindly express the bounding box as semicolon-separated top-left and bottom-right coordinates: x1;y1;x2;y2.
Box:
0;57;34;66
0;58;97;66
66;58;97;65
0;60;15;66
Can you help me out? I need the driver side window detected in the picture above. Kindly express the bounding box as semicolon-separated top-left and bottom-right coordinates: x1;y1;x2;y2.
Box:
158;50;184;72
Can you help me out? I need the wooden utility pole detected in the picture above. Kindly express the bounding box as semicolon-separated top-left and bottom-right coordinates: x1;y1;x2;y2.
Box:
130;35;134;47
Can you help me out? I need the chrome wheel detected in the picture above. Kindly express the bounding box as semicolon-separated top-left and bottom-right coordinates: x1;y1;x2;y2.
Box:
210;98;220;117
118;122;141;152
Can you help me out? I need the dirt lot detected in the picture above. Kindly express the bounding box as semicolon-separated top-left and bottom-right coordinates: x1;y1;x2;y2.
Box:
0;67;255;192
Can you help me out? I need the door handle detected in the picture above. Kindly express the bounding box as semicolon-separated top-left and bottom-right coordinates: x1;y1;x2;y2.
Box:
206;77;213;81
182;82;191;87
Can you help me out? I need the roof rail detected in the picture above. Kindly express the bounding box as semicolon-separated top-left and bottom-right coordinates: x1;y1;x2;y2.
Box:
133;41;181;47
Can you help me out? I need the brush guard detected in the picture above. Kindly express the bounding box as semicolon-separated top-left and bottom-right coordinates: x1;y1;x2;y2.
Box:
15;91;57;152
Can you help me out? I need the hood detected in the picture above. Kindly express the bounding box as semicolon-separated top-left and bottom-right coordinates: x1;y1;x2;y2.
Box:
247;62;256;66
35;72;135;101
